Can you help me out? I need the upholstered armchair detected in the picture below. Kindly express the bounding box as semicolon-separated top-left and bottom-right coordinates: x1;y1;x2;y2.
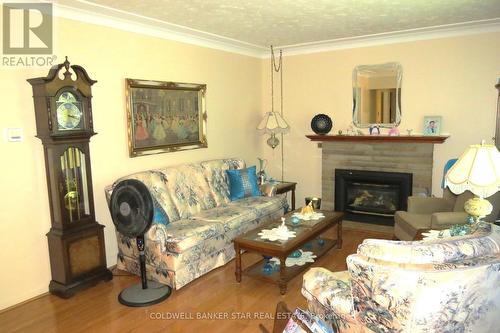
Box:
302;223;500;333
394;189;500;240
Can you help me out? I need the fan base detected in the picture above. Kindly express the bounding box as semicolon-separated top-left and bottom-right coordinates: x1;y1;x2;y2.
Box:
118;281;171;307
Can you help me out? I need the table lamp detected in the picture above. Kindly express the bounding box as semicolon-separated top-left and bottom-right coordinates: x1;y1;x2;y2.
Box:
445;141;500;231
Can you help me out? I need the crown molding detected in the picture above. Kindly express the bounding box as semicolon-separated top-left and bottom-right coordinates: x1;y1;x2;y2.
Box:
51;1;268;58
276;19;500;57
48;1;500;59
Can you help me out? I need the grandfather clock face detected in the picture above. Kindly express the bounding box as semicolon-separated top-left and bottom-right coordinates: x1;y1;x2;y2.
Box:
56;91;84;131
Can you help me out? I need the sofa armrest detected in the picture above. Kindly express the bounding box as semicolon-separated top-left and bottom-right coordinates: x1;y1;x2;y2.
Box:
431;212;468;229
302;268;354;318
407;196;454;214
260;183;277;197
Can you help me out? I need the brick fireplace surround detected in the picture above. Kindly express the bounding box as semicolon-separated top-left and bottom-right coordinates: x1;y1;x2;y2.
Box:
306;135;449;211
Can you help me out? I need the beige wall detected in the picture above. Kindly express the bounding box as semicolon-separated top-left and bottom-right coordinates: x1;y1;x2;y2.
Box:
261;32;500;210
0;17;263;310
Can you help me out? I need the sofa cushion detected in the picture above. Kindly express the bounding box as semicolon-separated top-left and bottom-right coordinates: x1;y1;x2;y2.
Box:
226;166;261;200
201;158;246;206
150;219;224;254
156;195;286;254
190;205;258;232
228;194;287;216
158;163;217;219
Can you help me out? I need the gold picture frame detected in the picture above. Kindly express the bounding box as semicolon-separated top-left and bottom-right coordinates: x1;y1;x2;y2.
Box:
126;78;207;157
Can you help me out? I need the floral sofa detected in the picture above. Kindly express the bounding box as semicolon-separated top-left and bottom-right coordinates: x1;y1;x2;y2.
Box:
302;223;500;333
105;158;287;290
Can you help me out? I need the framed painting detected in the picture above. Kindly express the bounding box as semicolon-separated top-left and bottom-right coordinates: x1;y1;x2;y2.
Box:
423;116;442;136
126;78;207;157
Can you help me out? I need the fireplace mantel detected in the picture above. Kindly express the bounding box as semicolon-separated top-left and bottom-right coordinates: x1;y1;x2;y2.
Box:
306;135;449;144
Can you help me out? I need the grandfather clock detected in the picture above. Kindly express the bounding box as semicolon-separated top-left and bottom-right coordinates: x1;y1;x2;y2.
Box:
28;57;112;298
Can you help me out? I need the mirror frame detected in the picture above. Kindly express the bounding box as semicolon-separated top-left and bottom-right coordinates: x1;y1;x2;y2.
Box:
352;62;402;128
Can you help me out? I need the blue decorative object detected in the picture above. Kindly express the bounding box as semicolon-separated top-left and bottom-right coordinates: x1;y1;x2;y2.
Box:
449;224;472;236
311;114;333;135
317;238;325;246
304;242;313;250
289;250;302;258
262;262;274;275
262;255;274;275
226;165;261;201
449;214;478;236
291;216;301;225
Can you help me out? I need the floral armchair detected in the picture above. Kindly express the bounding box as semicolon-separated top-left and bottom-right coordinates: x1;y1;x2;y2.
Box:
302;223;500;332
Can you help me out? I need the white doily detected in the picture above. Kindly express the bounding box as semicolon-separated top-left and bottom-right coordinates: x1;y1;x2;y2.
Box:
421;229;451;240
270;250;317;267
292;212;325;221
258;227;296;241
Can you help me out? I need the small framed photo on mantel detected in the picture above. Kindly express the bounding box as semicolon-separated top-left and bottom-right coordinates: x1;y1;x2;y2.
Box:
126;78;207;157
423;116;442;136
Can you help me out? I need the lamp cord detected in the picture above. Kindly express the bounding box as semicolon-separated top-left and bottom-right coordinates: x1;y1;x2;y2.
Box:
271;46;274;113
280;49;284;182
270;46;285;182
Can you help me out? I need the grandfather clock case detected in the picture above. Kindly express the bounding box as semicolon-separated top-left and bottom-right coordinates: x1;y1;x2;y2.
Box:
28;58;112;298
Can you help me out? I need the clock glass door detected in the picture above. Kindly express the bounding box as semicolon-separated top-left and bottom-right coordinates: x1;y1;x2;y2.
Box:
60;147;90;222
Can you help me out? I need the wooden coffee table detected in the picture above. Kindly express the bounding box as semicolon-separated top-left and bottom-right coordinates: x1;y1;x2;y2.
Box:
233;210;343;294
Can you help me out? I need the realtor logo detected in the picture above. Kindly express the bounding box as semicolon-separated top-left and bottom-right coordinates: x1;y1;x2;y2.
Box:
2;2;53;54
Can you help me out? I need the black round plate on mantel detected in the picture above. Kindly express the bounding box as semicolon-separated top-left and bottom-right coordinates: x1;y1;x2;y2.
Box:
311;114;333;135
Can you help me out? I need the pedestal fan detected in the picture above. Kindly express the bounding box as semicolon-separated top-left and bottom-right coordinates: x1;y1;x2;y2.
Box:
110;179;171;306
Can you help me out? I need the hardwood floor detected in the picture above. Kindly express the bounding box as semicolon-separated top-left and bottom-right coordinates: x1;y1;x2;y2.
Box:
0;227;391;333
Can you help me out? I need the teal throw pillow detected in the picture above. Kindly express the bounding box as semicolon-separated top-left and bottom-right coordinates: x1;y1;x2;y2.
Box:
226;166;261;201
153;202;169;226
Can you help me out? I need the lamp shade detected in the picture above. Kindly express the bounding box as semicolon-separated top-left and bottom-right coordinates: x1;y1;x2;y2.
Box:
445;143;500;198
257;111;290;134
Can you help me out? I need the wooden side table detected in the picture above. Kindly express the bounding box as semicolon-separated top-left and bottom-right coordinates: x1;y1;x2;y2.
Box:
274;181;297;210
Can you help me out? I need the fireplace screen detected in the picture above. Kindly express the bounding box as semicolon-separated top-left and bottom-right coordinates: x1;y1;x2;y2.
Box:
335;169;412;225
346;182;400;216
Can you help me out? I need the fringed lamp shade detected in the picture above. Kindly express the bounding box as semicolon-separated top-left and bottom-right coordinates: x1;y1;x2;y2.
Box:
257;111;290;149
445;143;500;198
257;111;290;134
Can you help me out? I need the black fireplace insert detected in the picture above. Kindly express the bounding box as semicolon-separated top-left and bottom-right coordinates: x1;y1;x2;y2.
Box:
335;169;412;225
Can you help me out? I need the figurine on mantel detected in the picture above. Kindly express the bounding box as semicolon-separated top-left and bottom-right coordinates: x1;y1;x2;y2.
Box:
388;127;400;136
369;124;380;135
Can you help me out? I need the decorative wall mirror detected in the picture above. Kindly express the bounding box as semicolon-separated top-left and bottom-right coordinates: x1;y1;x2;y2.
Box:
352;62;402;128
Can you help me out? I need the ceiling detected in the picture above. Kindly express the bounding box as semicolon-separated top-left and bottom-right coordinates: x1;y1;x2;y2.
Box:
55;0;500;55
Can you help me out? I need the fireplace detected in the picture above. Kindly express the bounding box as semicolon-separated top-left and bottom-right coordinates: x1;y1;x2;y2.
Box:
335;169;412;225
